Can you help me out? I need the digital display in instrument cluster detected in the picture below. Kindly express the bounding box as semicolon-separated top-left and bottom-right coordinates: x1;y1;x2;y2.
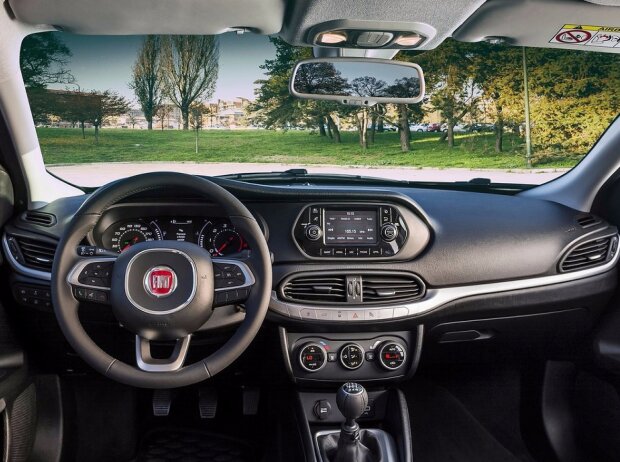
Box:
160;218;195;242
104;217;248;256
324;210;378;245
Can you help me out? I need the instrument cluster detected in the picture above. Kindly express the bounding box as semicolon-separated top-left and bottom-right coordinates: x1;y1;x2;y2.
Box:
100;217;249;256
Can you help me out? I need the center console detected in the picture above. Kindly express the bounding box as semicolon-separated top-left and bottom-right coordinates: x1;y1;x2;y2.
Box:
283;201;424;462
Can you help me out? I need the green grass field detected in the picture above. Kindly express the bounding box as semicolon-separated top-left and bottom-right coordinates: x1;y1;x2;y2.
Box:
37;128;581;169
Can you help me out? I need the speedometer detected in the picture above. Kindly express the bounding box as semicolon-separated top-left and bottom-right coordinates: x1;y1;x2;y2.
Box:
110;221;162;253
197;220;248;256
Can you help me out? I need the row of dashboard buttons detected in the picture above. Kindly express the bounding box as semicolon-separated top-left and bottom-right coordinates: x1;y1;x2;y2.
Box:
319;247;394;257
271;303;411;321
14;284;52;308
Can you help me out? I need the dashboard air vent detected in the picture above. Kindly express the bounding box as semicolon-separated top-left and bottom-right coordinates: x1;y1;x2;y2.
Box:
560;235;617;272
281;275;347;303
362;274;424;303
576;214;601;228
8;235;57;271
21;211;56;227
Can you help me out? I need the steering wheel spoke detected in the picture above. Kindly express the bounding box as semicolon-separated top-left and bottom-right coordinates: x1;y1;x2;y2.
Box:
67;256;116;305
212;258;255;307
136;335;191;372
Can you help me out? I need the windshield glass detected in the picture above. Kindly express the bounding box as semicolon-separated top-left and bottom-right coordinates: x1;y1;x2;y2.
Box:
20;32;619;187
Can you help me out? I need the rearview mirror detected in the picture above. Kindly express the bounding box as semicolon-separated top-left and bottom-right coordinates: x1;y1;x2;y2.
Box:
290;58;425;106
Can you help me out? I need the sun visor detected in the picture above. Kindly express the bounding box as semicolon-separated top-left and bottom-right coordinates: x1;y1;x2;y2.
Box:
7;0;285;35
454;0;620;53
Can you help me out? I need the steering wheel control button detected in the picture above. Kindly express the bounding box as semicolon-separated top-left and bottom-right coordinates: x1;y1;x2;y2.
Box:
77;261;114;287
339;343;365;370
314;399;332;420
74;287;109;304
378;342;407;370
305;225;323;241
381;223;398;242
213;262;249;289
299;343;327;372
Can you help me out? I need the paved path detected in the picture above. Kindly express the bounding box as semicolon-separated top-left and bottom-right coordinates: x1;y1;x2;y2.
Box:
48;162;568;187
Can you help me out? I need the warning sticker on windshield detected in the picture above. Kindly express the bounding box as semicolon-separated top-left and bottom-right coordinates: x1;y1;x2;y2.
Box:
550;25;620;48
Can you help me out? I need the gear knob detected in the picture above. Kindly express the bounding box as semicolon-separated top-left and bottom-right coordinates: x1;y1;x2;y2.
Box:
336;382;368;423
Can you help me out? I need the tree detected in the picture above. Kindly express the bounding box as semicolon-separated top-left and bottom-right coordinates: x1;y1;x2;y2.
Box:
20;32;74;89
526;49;620;156
350;77;387;149
155;104;173;130
189;102;209;153
403;40;476;148
384;77;424;152
470;44;523;152
56;90;130;142
130;35;164;130
160;36;219;130
127;113;138;129
249;37;314;130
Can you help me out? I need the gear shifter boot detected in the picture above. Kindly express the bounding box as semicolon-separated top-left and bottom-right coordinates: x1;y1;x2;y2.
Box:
317;428;397;462
316;383;398;462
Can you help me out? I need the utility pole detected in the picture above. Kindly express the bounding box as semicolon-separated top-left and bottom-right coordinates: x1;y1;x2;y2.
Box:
522;47;532;168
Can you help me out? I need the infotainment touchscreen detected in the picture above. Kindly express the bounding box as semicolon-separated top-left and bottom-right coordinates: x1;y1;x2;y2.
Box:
324;210;378;244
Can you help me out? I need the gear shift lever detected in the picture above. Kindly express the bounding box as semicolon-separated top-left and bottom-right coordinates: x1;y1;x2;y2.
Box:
337;382;368;438
334;383;374;462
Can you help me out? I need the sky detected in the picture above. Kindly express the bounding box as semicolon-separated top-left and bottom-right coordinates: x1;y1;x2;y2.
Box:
48;32;276;105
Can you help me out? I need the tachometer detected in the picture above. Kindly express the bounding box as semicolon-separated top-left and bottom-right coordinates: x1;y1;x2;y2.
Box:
110;221;162;253
198;220;248;256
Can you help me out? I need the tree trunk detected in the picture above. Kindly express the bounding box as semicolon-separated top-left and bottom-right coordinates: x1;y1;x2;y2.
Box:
80;121;85;139
447;123;454;148
357;110;369;150
195;127;199;154
95;125;99;144
398;104;411;152
147;119;153;130
326;115;341;143
377;117;384;133
495;104;504;153
326;120;333;139
318;116;326;136
182;109;189;130
370;113;377;144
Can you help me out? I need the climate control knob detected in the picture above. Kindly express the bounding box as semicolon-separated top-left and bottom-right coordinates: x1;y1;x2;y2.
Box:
339;343;365;370
378;342;406;370
299;343;327;372
305;225;323;241
381;223;398;242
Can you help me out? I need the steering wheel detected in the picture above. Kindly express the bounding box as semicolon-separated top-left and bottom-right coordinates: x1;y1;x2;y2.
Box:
51;172;272;388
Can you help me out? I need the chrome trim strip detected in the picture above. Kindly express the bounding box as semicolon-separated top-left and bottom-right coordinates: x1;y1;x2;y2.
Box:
125;248;197;316
67;257;116;291
2;233;52;281
270;244;619;321
212;258;255;292
135;335;190;372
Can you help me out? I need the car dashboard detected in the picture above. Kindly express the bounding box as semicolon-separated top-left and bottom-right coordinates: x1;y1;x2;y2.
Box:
2;179;618;385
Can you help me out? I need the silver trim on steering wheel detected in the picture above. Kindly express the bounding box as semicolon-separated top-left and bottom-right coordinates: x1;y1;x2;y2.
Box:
135;335;191;372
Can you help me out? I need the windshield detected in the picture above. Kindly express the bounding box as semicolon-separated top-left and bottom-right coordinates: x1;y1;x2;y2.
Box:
20;32;619;188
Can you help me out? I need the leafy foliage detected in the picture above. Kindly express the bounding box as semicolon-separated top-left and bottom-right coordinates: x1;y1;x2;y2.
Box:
20;32;74;89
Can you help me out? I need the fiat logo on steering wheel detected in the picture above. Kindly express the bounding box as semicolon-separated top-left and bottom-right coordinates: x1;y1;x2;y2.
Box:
144;266;178;298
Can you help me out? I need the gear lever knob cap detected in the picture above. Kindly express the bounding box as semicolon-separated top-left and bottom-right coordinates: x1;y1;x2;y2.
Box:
336;382;368;422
